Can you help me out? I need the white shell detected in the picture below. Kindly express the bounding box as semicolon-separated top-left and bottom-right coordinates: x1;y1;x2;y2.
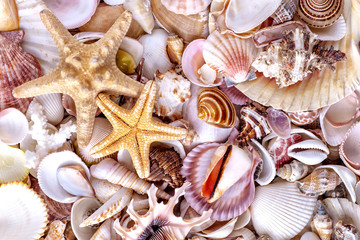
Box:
138;29;172;79
16;0;59;74
160;0;211;15
287;139;329;165
0;182;48;240
0;143;29;183
35;93;64;126
117;149;136;172
225;0;282;33
195;217;238;239
0;108;28;145
340;121;360;176
71;197;102;240
38;151;91;203
104;0;125;5
356;181;360;205
90;218;117;240
124;0;155;34
90;177;123;204
251;181;317;240
309;15;347;41
300;232;321;240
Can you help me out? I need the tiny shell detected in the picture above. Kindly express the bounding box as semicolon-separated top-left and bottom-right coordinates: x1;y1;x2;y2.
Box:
0;0;19;31
311;201;333;240
166;34;184;64
161;0;211;15
277;160;312;182
334;220;359;240
45;220;67;240
272;0;298;25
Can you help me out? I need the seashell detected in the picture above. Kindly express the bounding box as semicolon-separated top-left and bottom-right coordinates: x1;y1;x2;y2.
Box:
236;103;272;147
124;0;155;34
287;138;329;165
297;0;344;28
90;218;119;240
203;31;259;85
272;0;299;25
288;109;321;126
71;197;101;240
148;146;184;188
151;0;209;43
309;15;347;41
16;0;59;74
0;143;29;184
357;181;360;205
38;151;92;203
277;160;312;182
90;177;122;204
166;34;184;64
311;201;333;240
0;30;41;113
296;168;342;196
0;182;48;240
340;121;360;175
301;232;321;240
80;187;133;227
104;0;125;5
324;183;348;198
43;0;97;29
161;0;211;15
138;29;172;79
268;134;302;168
251;181;317;240
35;93;64;126
334;220;359;240
0;0;19;31
181;142;261;221
154;68;191;121
182;39;222;87
266;108;291;139
225;0;282;33
195;217;238;239
219;82;252;106
0;107;28;145
197;87;236;128
45;220;67;240
78;3;145;39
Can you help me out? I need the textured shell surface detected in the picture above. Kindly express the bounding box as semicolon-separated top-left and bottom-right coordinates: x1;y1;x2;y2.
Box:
288;109;321;126
277;160;312;182
287;137;329;165
0;0;19;31
45;220;67;240
340;121;360;173
35;93;64;126
197;87;236;128
166;34;184;64
161;0;211;15
219;82;252;106
311;201;333;240
334;220;359;240
124;0;155;34
90;177;122;204
251;181;317;240
272;0;299;25
297;0;344;28
0;143;29;184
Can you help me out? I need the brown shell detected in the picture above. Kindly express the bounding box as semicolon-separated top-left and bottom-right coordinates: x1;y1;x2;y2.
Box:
148;146;183;188
0;30;42;113
197;88;236;128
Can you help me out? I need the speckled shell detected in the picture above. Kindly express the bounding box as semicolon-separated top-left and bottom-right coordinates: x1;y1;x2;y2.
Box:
197;88;236;128
297;0;344;28
334;220;359;240
0;30;41;113
288;109;321;126
45;220;67;240
161;0;211;15
311;201;333;240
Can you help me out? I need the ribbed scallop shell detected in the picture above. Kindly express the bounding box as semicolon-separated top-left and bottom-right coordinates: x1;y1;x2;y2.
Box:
0;143;29;184
251;181;317;240
197;88;236;128
323;198;360;230
203;31;258;84
0;30;41;113
297;0;344;28
0;182;48;239
35;93;64;126
161;0;211;15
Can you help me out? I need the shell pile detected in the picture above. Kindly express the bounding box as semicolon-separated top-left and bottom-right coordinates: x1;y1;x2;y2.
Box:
1;0;360;239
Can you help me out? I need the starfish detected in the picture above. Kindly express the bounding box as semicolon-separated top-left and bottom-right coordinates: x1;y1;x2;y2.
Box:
12;9;143;147
90;81;188;179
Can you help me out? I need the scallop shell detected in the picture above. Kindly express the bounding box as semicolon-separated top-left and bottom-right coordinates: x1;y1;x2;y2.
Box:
250;181;317;240
0;143;29;184
161;0;211;15
124;0;155;34
0;107;28;145
297;0;344;28
0;0;19;31
181;142;261;221
35;93;64;126
203;31;259;84
219;82;252;106
277;160;312;182
16;0;59;74
272;0;299;25
151;0;209;43
0;182;48;240
197;88;236;128
0;30;41;113
311;201;333;240
236;0;360;112
167;34;184;64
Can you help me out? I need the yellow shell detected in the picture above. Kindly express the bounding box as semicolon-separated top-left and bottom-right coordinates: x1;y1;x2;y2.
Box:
166;34;184;64
197;88;236;128
0;0;19;31
297;0;344;28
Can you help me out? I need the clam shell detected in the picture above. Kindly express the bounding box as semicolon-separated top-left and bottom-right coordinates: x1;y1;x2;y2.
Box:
124;0;155;34
0;107;28;145
309;15;347;41
35;93;64;126
0;0;19;31
297;0;344;28
203;31;259;84
161;0;211;15
38;151;91;203
250;181;317;240
197;87;236;128
16;0;59;74
0;143;29;184
266;108;291;139
235;0;360;112
0;182;48;240
151;0;209;43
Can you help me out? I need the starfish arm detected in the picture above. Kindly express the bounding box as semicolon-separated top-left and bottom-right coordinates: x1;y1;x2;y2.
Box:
96;94;133;124
12;68;63;98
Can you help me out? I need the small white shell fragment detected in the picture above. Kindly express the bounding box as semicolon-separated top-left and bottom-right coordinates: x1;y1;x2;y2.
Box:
300;232;321;240
90;177;123;204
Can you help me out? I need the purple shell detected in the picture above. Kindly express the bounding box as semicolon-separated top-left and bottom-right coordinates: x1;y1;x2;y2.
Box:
219;82;252;105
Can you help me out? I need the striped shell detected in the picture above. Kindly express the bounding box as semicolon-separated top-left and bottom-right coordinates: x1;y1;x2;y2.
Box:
297;0;344;28
288;109;321;126
272;0;299;25
197;88;236;128
277;160;312;182
161;0;211;15
311;201;333;240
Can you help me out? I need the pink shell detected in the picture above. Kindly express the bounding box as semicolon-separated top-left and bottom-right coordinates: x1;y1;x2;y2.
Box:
340;121;360;170
266;108;291;139
268;134;302;169
288;109;320;126
1;30;42;113
181;142;260;221
219;82;252;105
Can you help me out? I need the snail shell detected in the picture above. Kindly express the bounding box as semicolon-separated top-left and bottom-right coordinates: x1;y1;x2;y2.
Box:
297;0;344;28
197;88;236;128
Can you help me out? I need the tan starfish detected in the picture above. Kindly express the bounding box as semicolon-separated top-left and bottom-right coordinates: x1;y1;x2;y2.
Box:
12;9;143;147
90;81;188;179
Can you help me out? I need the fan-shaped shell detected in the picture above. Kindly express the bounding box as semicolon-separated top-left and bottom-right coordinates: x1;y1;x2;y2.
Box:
0;182;48;239
0;143;29;184
297;0;344;28
203;31;259;84
251;181;317;240
35;93;64;126
161;0;211;15
197;88;236;128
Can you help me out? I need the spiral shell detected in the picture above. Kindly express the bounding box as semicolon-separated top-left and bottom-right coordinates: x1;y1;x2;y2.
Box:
311;201;333;240
297;0;344;28
197;88;236;128
277;160;312;182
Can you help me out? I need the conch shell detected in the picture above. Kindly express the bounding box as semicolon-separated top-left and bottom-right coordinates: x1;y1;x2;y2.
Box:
311;201;333;240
